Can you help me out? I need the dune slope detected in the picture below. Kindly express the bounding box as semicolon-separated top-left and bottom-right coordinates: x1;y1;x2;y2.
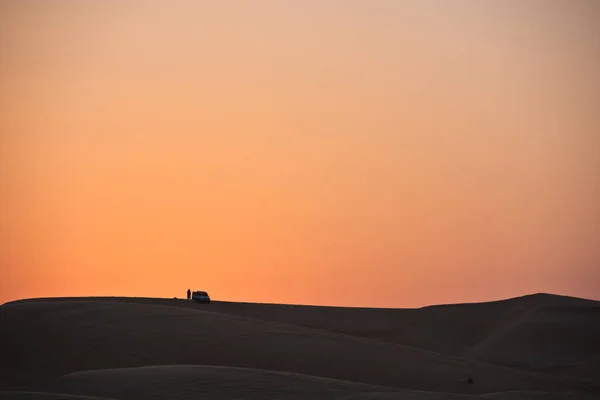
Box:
2;366;598;400
11;293;596;360
468;304;600;373
47;365;600;400
1;299;594;396
0;392;116;400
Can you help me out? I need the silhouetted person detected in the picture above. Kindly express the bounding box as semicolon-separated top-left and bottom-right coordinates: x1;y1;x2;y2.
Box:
187;289;191;300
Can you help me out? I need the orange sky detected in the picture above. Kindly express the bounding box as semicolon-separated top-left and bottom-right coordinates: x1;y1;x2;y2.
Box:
1;1;599;307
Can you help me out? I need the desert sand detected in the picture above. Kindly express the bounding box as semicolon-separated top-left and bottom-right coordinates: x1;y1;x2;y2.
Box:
1;293;599;399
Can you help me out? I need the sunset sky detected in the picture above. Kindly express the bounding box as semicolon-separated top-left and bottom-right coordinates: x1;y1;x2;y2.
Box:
1;0;599;307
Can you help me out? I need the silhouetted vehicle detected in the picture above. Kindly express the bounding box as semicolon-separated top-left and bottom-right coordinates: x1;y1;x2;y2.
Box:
192;291;211;303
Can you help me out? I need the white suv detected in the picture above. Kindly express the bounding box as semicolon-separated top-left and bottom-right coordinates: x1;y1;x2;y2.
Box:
192;291;211;303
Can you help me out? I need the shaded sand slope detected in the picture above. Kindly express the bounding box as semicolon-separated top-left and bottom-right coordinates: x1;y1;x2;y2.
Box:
206;294;600;377
209;294;600;378
2;366;598;400
11;293;596;358
564;355;600;381
4;294;599;379
209;294;599;361
479;392;600;400
44;366;600;400
18;293;597;375
48;365;426;400
0;392;116;400
467;304;600;373
1;299;595;396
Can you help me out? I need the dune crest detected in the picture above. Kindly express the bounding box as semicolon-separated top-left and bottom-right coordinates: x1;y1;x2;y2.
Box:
1;295;599;399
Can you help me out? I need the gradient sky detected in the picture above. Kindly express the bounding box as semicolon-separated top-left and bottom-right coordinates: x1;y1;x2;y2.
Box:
1;0;599;307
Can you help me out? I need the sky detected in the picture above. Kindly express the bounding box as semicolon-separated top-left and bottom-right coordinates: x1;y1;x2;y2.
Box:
1;0;599;308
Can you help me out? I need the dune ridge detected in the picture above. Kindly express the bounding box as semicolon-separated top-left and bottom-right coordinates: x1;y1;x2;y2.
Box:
1;294;599;399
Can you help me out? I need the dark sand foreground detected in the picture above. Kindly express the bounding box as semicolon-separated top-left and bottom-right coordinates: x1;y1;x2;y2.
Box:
1;293;599;399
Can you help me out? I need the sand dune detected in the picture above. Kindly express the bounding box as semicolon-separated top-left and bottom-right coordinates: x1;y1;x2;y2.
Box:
3;366;598;400
561;354;600;381
468;304;600;373
2;367;598;400
0;392;116;400
10;293;596;358
206;294;600;363
1;295;599;399
16;292;597;375
45;365;600;400
50;365;426;400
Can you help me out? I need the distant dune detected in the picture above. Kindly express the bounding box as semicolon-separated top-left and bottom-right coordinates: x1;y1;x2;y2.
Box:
1;294;599;399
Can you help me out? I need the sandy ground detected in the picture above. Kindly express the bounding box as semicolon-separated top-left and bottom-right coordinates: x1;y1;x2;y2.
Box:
0;294;598;399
